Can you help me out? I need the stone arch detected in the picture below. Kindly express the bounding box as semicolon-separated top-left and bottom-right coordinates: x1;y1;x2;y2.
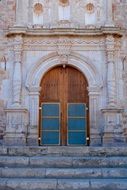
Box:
26;52;102;89
26;52;102;146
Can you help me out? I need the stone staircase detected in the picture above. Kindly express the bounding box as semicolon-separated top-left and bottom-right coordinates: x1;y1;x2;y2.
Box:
0;146;127;190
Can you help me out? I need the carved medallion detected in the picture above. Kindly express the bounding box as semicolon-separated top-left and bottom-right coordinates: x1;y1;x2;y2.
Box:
85;3;95;14
34;3;43;16
59;0;69;7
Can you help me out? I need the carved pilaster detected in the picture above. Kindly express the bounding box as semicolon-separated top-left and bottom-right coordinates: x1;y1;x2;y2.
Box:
27;86;41;145
13;35;23;106
15;0;23;26
88;86;102;146
28;0;33;27
105;0;114;26
106;35;116;107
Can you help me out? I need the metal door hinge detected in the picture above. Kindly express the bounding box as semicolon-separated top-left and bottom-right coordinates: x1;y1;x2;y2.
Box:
39;107;42;110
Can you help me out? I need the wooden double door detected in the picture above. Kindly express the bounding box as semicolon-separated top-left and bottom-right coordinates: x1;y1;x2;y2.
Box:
39;66;89;146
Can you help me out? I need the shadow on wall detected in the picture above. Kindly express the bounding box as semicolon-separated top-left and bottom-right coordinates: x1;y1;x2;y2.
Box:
0;187;14;190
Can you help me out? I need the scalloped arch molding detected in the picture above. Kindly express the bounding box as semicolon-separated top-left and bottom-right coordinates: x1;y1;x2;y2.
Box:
26;52;102;89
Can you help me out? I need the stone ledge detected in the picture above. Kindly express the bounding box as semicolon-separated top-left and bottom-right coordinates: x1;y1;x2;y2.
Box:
6;26;123;37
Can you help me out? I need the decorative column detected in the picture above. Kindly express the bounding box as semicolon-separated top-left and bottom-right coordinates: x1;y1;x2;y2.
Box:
28;0;33;27
88;86;102;146
102;35;125;146
106;35;116;107
15;0;23;26
105;0;114;26
122;56;127;143
13;35;22;106
0;66;7;143
27;86;41;145
4;35;29;145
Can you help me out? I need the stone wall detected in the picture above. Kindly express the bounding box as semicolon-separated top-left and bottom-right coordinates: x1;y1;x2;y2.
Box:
0;0;127;146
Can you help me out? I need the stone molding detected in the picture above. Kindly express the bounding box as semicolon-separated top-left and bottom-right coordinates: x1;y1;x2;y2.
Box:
6;26;123;38
25;51;102;89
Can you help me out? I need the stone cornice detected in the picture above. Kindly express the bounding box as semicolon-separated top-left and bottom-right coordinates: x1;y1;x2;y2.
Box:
6;26;124;38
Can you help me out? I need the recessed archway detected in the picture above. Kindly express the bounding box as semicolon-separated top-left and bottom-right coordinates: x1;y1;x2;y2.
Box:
39;65;89;146
26;52;102;146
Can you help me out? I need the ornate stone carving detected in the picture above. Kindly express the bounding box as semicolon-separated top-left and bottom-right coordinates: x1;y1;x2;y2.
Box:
4;108;29;145
57;38;72;55
106;35;116;107
13;35;23;106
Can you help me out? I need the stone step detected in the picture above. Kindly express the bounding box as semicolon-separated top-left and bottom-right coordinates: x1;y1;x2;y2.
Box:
0;178;127;190
1;167;127;179
1;156;127;168
1;146;127;157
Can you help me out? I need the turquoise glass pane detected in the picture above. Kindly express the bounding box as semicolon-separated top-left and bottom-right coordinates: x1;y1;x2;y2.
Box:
42;131;59;145
42;104;59;116
68;104;86;117
68;118;86;130
68;132;86;145
42;118;59;130
68;103;86;145
41;103;60;145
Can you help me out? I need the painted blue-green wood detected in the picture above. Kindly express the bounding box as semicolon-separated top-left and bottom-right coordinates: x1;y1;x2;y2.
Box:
42;104;59;116
42;131;59;145
68;103;86;145
68;104;86;117
68;132;86;145
42;118;59;130
41;103;60;145
68;118;86;130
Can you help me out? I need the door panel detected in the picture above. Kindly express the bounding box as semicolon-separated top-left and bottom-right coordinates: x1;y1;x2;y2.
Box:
67;103;86;145
39;66;89;146
41;103;60;145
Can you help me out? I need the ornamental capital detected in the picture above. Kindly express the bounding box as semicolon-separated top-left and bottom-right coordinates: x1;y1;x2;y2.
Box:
106;35;115;51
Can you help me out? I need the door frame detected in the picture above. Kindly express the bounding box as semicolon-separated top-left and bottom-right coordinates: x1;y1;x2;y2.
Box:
38;66;90;146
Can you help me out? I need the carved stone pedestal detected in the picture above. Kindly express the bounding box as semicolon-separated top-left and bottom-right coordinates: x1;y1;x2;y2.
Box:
4;108;29;145
27;128;38;146
90;129;102;146
122;111;127;143
102;108;125;146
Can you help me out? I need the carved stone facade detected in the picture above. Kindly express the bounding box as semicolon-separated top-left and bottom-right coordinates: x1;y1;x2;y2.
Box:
0;0;127;146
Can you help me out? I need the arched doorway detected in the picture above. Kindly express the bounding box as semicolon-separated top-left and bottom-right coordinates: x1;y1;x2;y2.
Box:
39;65;89;146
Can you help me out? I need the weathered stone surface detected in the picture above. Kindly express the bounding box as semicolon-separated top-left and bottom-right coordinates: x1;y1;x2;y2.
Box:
30;156;73;168
0;156;29;167
46;168;102;179
0;146;127;190
0;168;46;178
6;179;57;190
57;179;90;190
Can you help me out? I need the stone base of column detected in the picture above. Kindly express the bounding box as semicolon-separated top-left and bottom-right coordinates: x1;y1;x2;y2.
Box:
90;130;102;146
103;132;126;146
102;107;126;146
4;134;26;146
4;107;29;146
27;133;38;146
